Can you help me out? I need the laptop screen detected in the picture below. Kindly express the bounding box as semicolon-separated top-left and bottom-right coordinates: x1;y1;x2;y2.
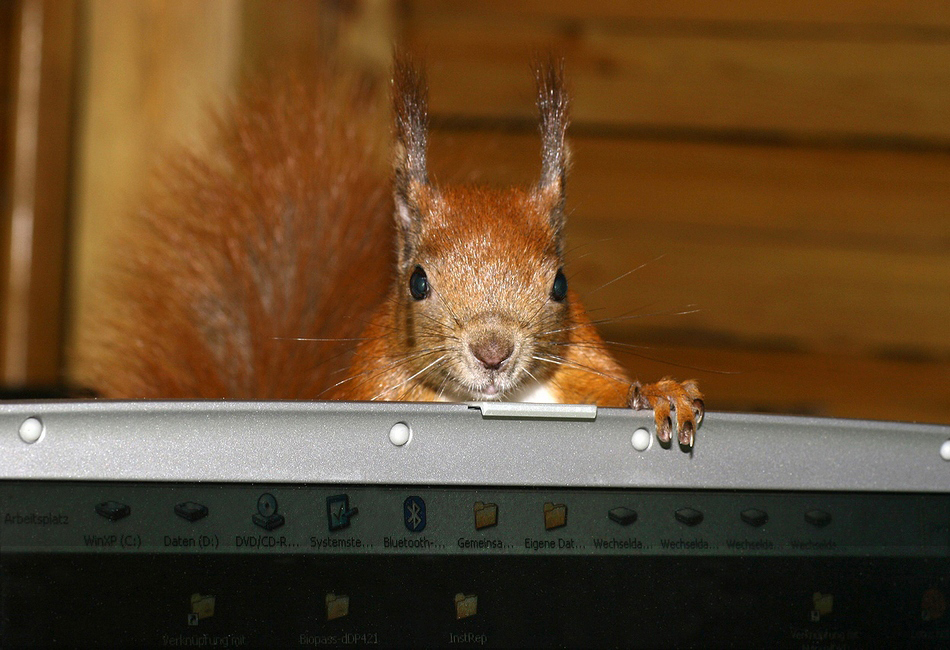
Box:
2;402;948;647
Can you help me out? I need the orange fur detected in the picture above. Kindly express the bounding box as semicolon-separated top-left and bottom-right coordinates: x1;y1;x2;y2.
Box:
76;70;392;398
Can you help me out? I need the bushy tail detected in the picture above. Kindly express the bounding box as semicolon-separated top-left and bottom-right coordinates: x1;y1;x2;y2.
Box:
74;68;393;398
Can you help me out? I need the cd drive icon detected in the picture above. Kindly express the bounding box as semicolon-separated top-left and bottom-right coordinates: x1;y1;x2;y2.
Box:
252;493;285;531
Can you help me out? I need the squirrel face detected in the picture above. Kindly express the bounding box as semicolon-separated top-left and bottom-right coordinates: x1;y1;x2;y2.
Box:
387;54;571;401
396;184;569;400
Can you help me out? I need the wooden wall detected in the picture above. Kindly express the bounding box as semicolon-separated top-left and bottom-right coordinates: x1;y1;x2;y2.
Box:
3;1;946;422
0;0;77;392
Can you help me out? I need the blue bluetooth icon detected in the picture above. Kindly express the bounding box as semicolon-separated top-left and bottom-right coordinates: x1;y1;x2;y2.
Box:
403;496;426;532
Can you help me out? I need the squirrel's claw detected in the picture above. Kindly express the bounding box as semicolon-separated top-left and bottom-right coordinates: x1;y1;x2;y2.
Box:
629;379;704;449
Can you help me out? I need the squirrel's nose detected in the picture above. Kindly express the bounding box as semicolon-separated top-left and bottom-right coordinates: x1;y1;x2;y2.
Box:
470;338;514;371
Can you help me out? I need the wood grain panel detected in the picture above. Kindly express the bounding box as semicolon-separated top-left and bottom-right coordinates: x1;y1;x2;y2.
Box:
428;131;950;251
242;0;396;79
568;227;950;357
406;15;950;140
26;0;78;384
241;0;325;72
0;1;17;358
408;0;950;27
0;0;78;386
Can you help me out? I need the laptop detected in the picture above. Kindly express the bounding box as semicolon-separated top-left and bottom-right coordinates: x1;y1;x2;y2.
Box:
1;400;948;647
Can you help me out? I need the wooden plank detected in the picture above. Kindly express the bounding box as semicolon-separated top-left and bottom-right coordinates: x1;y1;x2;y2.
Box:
0;0;78;386
0;0;18;374
241;0;325;73
568;229;950;358
408;0;950;28
599;341;950;425
1;0;42;384
569;139;950;251
427;130;950;251
25;0;78;384
406;16;950;140
242;0;396;76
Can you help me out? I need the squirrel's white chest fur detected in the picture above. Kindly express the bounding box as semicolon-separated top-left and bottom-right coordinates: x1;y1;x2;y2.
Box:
437;380;558;404
509;381;558;404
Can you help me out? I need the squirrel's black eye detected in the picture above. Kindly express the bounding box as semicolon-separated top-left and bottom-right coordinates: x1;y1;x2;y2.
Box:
409;266;429;300
551;268;568;302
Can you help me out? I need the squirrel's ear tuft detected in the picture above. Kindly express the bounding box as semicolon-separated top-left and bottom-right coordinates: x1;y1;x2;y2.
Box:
392;52;430;241
534;56;571;236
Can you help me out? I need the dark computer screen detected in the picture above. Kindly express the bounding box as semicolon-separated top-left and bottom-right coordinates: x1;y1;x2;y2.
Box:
2;481;947;648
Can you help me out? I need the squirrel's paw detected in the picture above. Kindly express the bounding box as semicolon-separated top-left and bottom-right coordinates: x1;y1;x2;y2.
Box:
629;379;704;449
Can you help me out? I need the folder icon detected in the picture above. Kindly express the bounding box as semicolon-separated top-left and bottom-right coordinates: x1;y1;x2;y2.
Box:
190;593;215;620
474;502;498;529
326;593;349;621
811;592;833;621
454;593;477;619
543;502;567;530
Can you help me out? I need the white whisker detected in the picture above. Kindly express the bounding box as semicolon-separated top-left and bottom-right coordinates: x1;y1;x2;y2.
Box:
370;354;447;401
585;254;666;296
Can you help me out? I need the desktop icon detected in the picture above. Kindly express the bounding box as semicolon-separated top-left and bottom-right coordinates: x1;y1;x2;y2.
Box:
474;501;498;530
95;501;131;521
922;587;947;622
608;507;637;526
174;501;209;522
326;593;350;621
404;496;426;532
543;502;567;530
252;493;285;531
454;593;478;619
674;508;704;527
810;592;833;622
327;494;359;531
190;593;215;622
740;508;769;528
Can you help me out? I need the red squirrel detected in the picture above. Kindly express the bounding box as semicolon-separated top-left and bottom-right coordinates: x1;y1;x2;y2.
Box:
77;55;704;447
